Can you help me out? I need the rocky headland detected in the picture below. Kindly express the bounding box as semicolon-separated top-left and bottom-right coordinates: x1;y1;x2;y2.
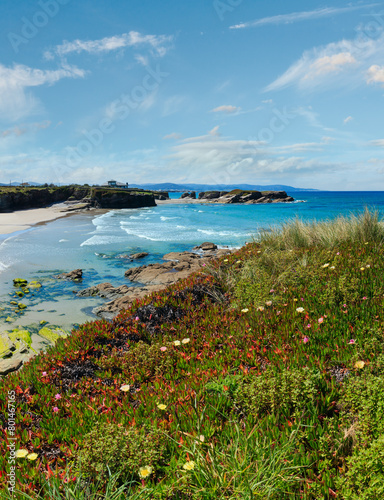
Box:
0;185;157;212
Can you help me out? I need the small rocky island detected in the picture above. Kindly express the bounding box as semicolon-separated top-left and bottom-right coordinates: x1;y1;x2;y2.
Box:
198;189;294;204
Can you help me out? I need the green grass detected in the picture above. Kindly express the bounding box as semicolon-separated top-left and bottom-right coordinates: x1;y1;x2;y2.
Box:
1;210;384;499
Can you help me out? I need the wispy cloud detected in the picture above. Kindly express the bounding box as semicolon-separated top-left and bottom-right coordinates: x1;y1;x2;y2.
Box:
370;139;384;146
344;116;354;124
1;120;51;139
230;4;378;29
211;105;241;114
0;63;86;122
265;32;384;92
45;31;173;60
163;132;182;140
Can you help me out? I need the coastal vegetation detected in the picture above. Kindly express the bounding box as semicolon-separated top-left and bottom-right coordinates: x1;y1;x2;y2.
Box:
1;210;384;498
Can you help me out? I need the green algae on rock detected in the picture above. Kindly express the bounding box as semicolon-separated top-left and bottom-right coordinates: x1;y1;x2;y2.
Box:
38;326;69;343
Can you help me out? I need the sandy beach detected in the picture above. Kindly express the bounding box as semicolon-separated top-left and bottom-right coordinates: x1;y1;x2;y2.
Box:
0;204;74;236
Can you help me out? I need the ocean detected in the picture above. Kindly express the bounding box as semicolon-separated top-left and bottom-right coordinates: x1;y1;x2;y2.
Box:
1;191;384;332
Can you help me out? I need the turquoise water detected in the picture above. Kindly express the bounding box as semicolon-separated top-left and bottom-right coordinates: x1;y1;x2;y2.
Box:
1;191;384;330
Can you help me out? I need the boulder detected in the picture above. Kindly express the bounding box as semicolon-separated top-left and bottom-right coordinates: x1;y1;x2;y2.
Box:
193;242;218;251
56;269;83;281
130;252;149;260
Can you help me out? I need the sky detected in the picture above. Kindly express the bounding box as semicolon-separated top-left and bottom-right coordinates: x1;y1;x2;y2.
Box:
1;0;384;190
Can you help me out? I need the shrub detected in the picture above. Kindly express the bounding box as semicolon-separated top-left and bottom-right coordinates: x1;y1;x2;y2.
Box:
341;375;384;442
235;368;322;417
336;435;384;499
75;422;167;482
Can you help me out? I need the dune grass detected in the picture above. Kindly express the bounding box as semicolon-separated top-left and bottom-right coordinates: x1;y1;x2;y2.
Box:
1;210;384;499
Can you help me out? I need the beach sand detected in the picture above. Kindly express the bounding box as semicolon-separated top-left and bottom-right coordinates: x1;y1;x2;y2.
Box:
0;204;74;236
156;198;203;205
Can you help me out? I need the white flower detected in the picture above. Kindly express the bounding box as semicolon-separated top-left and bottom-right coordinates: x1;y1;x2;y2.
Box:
322;263;330;268
241;308;249;313
120;384;130;392
183;461;196;471
182;338;190;344
173;340;181;346
296;307;305;313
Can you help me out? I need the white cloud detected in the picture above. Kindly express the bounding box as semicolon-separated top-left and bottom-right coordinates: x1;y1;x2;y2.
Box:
273;142;325;154
211;105;241;114
209;126;220;136
0;63;86;122
344;116;354;124
1;121;51;139
265;33;384;92
230;4;378;29
367;64;384;85
45;31;173;59
370;139;384;146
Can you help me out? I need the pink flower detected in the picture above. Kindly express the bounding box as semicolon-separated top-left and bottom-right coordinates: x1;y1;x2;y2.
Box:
306;324;311;329
53;407;59;413
303;337;309;343
160;346;167;352
343;304;347;308
348;339;356;344
301;298;304;301
318;317;324;324
336;252;340;255
270;289;275;293
42;372;47;376
202;263;206;267
55;394;61;400
363;296;367;300
135;316;139;321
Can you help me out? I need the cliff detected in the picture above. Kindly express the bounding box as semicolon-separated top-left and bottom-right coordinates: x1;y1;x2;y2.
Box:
0;186;156;212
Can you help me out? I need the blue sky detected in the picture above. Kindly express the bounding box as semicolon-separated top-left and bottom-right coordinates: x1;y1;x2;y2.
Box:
1;0;384;189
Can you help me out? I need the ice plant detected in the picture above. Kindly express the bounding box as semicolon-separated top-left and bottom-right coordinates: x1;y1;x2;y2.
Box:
296;307;305;313
257;306;264;311
348;339;356;344
160;346;167;351
322;263;330;268
183;461;196;471
318;317;324;324
157;404;167;410
265;301;272;307
241;308;249;313
182;338;190;344
15;449;28;458
173;340;181;346
55;394;61;400
355;361;365;369
27;453;38;461
139;466;153;479
53;407;59;412
303;337;309;343
120;385;130;392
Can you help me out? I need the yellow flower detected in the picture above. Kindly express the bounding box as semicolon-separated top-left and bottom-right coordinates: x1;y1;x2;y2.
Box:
257;250;262;254
173;340;181;346
27;453;38;461
241;308;249;313
120;384;130;392
293;298;298;302
139;465;153;479
360;267;365;271
182;338;190;344
257;306;264;312
322;263;330;268
354;361;365;369
296;307;305;313
365;242;369;245
15;449;28;458
330;266;335;270
223;259;229;262
157;404;167;410
236;260;242;264
183;461;196;471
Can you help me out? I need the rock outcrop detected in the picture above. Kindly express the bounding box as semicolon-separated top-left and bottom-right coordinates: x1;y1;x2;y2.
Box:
88;246;233;319
56;269;83;281
198;189;294;204
181;191;196;199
